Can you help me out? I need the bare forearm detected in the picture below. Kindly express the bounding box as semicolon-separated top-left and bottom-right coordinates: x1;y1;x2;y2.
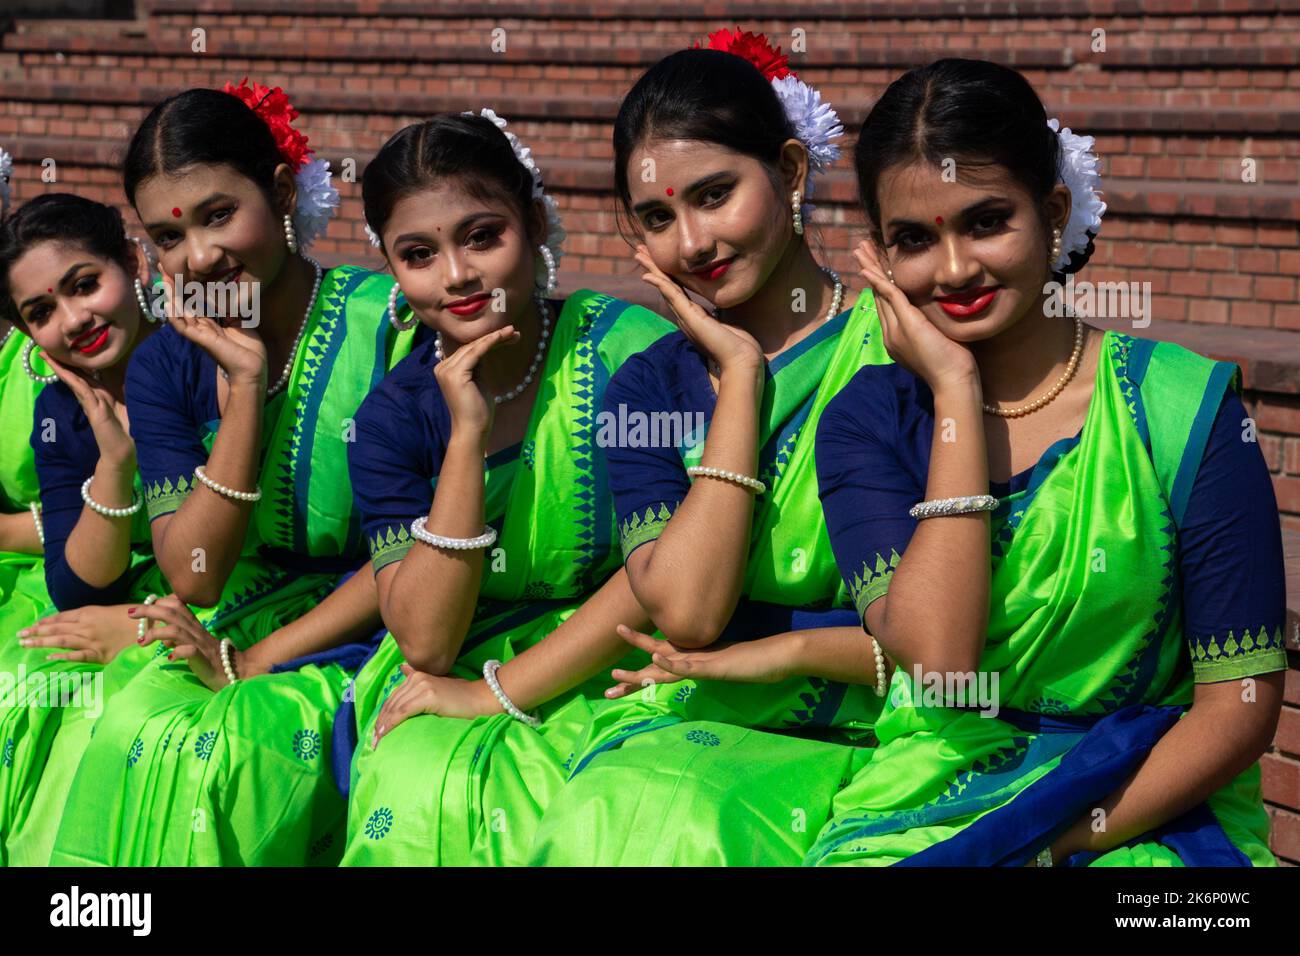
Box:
250;561;383;665
784;627;881;684
876;379;991;673
154;381;263;603
384;431;487;672
495;568;653;711
64;459;136;587
1052;677;1283;862
634;370;760;644
0;510;41;554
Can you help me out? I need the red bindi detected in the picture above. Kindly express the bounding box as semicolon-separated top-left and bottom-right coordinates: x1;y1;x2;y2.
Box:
665;187;674;197
171;207;181;218
935;216;944;225
47;288;52;293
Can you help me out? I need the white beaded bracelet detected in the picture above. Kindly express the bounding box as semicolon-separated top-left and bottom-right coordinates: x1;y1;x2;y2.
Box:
219;638;239;684
29;501;44;547
871;637;887;698
136;593;158;643
80;475;143;518
685;465;767;495
908;494;999;520
409;515;498;551
482;659;541;728
193;465;262;503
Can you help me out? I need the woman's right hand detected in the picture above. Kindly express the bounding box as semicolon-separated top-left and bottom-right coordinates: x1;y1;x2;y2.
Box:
634;245;764;381
854;240;980;392
433;324;521;439
161;271;268;389
42;352;135;470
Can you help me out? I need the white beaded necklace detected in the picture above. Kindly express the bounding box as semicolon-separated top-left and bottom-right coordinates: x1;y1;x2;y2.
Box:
708;267;843;374
217;255;322;399
981;315;1086;418
434;294;553;405
0;325;14;352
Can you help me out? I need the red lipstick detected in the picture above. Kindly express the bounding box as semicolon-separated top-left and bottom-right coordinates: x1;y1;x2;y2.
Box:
446;292;491;316
690;257;735;281
935;285;1000;318
72;325;111;356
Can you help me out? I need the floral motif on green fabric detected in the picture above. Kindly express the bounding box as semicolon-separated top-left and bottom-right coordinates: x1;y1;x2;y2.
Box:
1188;624;1286;683
144;473;195;521
848;549;901;619
618;501;677;560
365;806;393;840
369;523;414;573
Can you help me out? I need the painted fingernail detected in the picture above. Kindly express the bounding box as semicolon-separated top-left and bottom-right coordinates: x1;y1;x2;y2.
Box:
136;637;145;645
167;653;175;660
126;606;137;613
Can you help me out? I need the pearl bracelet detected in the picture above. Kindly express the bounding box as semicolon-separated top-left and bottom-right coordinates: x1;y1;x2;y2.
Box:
136;593;158;643
219;638;239;684
81;475;143;518
193;465;262;503
409;515;498;551
685;465;766;495
908;494;999;520
29;501;44;547
482;659;541;728
871;637;887;698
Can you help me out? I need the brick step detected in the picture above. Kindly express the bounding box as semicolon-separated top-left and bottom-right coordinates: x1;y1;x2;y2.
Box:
5;52;1298;113
6;132;1295;222
4;83;1297;186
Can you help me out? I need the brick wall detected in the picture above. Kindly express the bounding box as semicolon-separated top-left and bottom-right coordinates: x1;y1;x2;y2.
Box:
1;0;1297;863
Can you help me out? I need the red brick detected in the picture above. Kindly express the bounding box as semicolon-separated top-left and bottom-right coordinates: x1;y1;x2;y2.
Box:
1277;305;1300;331
1278;707;1300;758
1274;475;1300;515
1188;299;1229;324
1217;274;1254;299
1152;245;1192;269
1257;276;1298;302
1230;300;1273;327
1271;806;1300;865
1262;752;1300;810
1258;397;1300;434
1216;223;1257;246
1287;438;1300;475
1238;249;1279;274
1261;434;1284;471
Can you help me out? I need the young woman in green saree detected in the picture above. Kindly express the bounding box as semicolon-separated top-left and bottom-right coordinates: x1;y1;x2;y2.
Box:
806;58;1285;867
0;193;170;865
527;34;887;867
339;111;674;866
45;81;422;866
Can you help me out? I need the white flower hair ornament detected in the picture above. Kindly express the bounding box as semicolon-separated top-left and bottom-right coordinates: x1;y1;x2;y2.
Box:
1047;118;1107;273
0;145;13;219
291;156;340;252
463;107;566;290
769;74;843;220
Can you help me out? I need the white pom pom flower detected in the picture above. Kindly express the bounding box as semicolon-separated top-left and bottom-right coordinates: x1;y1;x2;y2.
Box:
1047;119;1107;272
769;75;843;223
291;156;339;251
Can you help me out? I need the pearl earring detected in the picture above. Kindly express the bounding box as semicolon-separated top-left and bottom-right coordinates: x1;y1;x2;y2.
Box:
284;214;299;255
791;191;804;236
1048;227;1062;270
22;340;58;384
538;244;557;295
387;282;420;332
134;278;157;322
886;268;896;285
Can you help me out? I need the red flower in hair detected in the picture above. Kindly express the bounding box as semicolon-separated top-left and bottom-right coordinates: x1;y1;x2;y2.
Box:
221;77;312;171
696;28;793;81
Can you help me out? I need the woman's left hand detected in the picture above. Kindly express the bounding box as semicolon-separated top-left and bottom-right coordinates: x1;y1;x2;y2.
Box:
128;594;230;692
371;664;499;748
604;624;798;699
17;603;139;664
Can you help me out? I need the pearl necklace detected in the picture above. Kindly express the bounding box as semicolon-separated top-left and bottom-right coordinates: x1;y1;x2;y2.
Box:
434;294;553;405
712;266;844;329
0;326;14;352
218;255;323;399
982;316;1085;418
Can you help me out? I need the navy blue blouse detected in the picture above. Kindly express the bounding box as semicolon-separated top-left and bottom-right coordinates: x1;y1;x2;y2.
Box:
31;382;145;609
815;355;1288;683
346;334;520;576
